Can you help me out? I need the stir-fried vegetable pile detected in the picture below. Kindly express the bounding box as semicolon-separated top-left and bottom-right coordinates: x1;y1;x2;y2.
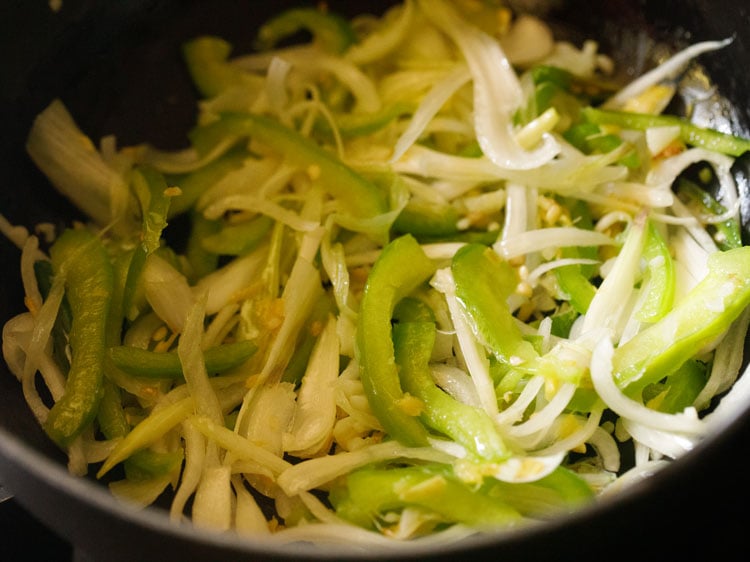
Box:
3;0;750;545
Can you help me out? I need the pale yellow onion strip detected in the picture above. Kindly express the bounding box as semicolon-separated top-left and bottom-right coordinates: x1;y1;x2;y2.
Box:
178;293;224;424
170;419;207;522
526;258;600;288
277;440;454;496
694;307;750;410
66;436;89;476
532;408;606;461
195;245;269;316
420;0;560;170
98;398;195;478
192;465;233;531
265;56;292;116
0;213;32;250
236;49;381;113
580;218;646;337
431;268;499;417
250;229;324;389
189;415;292;476
621;419;697;460
202;302;240;350
495;375;545;426
110;473;173;508
143;253;196;334
203;194;319;233
390;64;471;162
669;197;719;254
231;475;271;535
603;39;733;109
585;424;621;473
590;336;706;435
505;383;577;438
20;235;46;314
20;272;66;424
283;315;340;457
650;147;739;225
495;227;614;261
345;0;416;65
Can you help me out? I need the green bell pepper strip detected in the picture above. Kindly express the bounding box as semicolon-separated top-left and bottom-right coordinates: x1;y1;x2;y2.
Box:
451;243;538;367
635;220;675;323
392;198;462;237
582;107;750;157
189;113;388;219
314;101;415;139
482;466;594;517
392;313;510;462
563;121;640;168
185;210;221;279
131;166;172;255
182;36;256;98
356;234;436;447
552;198;597;314
329;464;522;530
677;177;743;250
200;214;274;256
254;7;358;54
108;340;257;379
121;167;176;320
614;246;750;394
643;359;707;414
45;228;113;447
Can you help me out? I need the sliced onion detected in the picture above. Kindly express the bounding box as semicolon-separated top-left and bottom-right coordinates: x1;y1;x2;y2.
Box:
590;336;706;435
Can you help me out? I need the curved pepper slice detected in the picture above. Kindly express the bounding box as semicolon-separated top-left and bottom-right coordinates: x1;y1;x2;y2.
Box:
356;234;435;446
189;112;388;219
451;243;538;367
392;301;509;462
45;228;113;447
614;246;750;393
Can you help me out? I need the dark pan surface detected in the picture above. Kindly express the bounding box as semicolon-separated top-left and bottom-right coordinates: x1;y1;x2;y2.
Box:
1;1;750;560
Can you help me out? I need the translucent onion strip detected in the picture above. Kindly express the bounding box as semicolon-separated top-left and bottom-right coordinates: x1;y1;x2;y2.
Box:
390;65;471;162
495;227;613;260
590;336;706;435
604;39;733;109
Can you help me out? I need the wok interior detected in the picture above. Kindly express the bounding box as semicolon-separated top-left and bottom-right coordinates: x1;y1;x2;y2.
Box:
1;0;749;559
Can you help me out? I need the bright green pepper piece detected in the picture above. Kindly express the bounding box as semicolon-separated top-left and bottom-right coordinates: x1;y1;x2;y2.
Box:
200;214;273;256
392;198;461;237
483;466;594;517
189;113;388;219
108;340;257;379
643;360;707;414
182;36;255;98
636;220;675;323
45;228;113;447
678;177;743;250
356;234;436;446
330;464;522;530
185;210;221;279
582;106;750;157
614;246;750;393
255;7;358;54
315;101;415;138
392;309;510;462
451;244;538;367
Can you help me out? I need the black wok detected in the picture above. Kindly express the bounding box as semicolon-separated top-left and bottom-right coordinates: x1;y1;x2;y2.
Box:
1;1;749;560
